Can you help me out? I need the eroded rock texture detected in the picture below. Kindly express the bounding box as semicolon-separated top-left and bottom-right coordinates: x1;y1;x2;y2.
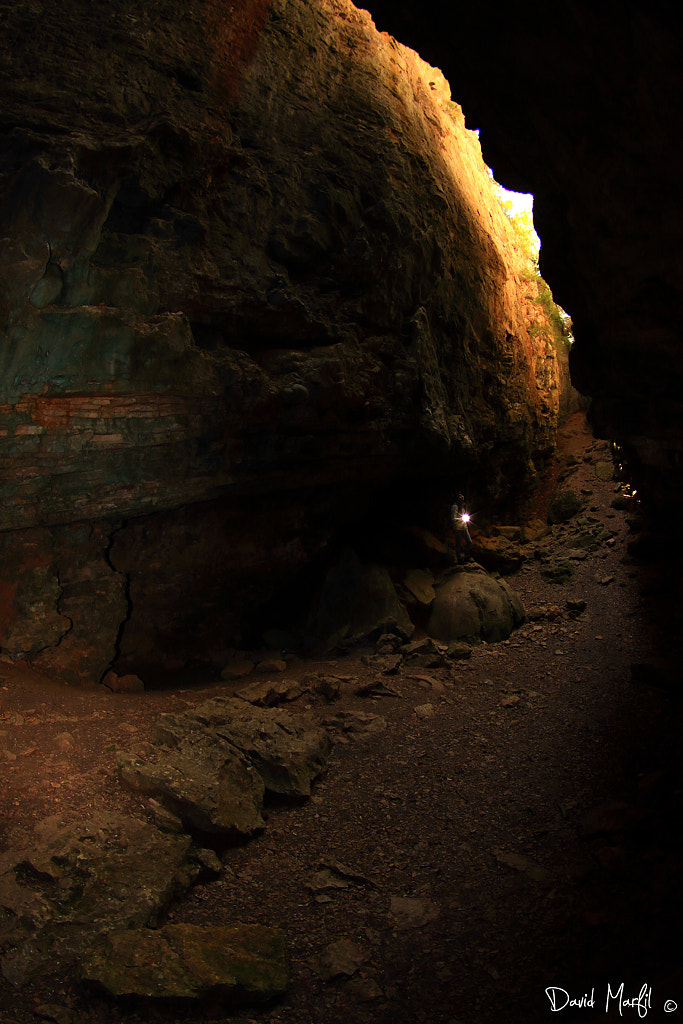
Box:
0;0;570;683
0;813;205;985
80;922;289;1002
364;1;683;520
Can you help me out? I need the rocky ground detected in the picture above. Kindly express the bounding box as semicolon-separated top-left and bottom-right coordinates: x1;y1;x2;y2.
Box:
1;411;682;1024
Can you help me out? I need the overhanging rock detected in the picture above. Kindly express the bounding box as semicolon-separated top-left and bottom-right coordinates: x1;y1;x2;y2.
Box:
0;0;570;683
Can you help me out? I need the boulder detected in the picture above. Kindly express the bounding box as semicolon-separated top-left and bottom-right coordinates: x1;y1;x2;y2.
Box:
119;736;266;837
402;569;436;607
471;535;525;575
318;937;368;980
156;698;331;798
426;567;525;644
323;711;388;739
594;460;615;482
0;814;206;986
101;670;145;693
256;658;287;674
388;896;441;930
548;488;584;524
446;640;473;660
308;548;413;650
401;637;448;669
80;922;288;1003
120;698;330;836
521;519;550;544
236;678;305;707
540;559;574;585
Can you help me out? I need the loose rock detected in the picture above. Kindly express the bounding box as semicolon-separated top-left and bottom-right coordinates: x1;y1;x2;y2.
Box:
221;660;256;681
318;937;368;980
323;711;387;738
121;698;331;836
119;736;266;837
0;814;203;986
80;922;288;1002
414;703;436;719
236;678;305;706
388;896;440;930
402;569;436;607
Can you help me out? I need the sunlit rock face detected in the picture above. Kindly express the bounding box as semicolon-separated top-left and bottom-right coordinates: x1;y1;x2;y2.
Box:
0;0;569;683
364;1;683;519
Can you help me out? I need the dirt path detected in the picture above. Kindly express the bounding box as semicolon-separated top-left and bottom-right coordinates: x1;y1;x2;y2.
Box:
1;412;682;1024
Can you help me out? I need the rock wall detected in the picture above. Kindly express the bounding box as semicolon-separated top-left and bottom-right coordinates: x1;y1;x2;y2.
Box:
364;1;683;521
0;0;569;684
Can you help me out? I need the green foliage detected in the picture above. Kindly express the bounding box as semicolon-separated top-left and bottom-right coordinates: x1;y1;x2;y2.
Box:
494;184;574;349
536;279;573;346
503;201;541;269
495;185;540;269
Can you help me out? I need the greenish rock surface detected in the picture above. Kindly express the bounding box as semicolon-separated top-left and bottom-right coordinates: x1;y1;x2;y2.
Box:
594;460;615;481
80;922;288;1002
540;559;574;585
548;489;584;524
0;814;205;986
119;736;267;837
156;698;331;798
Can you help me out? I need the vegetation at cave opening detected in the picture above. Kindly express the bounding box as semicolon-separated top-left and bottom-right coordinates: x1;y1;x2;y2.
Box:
495;184;573;351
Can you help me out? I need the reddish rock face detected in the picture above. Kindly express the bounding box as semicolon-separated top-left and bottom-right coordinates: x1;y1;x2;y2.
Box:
364;1;683;519
0;0;570;683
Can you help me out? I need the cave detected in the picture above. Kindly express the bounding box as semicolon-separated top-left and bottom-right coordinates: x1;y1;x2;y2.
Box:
0;1;682;1021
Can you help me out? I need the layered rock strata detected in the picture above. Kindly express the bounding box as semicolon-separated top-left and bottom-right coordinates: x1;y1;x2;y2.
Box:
0;0;570;683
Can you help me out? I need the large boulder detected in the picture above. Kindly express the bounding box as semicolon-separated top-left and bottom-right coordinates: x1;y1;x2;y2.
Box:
426;566;525;644
155;698;331;799
470;535;526;576
120;698;331;836
119;735;267;837
307;547;413;650
0;814;206;986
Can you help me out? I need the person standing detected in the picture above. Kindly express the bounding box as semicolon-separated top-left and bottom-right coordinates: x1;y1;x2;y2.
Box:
450;492;472;564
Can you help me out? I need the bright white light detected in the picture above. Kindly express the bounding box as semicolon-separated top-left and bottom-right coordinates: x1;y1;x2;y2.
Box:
494;184;540;266
461;513;471;523
499;188;534;218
